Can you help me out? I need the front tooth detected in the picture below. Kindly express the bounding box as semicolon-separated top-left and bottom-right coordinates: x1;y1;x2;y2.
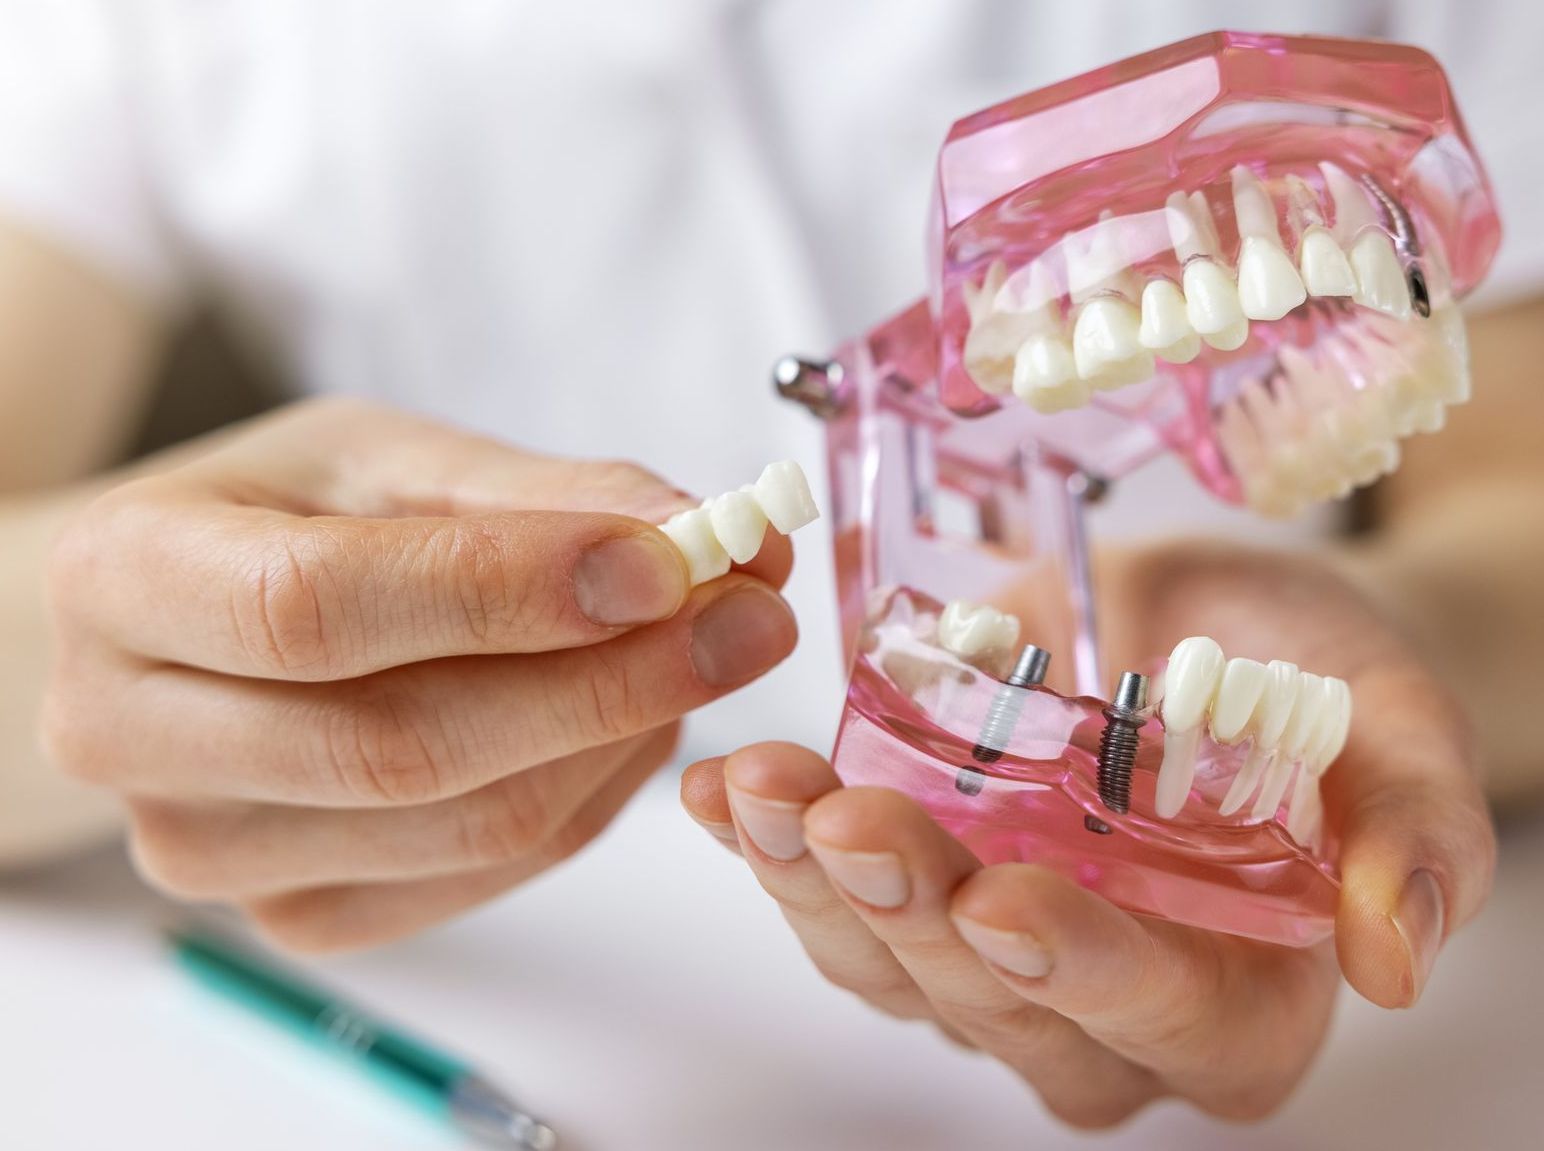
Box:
1252;756;1297;821
707;490;769;564
661;508;731;586
1251;660;1301;747
1307;676;1352;777
1299;227;1358;297
1156;636;1226;818
1350;230;1412;319
1182;260;1249;349
1012;334;1089;412
937;600;1021;659
752;461;819;534
1138;279;1200;362
1237;237;1307;321
1279;673;1328;760
1286;766;1323;845
1072;296;1154;388
1210;658;1267;743
1220;741;1271;816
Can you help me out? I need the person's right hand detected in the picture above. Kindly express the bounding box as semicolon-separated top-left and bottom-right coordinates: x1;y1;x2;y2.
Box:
42;398;798;951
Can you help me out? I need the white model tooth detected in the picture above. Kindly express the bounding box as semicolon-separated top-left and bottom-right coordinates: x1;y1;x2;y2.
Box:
752;461;819;534
1307;676;1352;777
706;490;769;564
1138;279;1200;362
1286;766;1323;845
1252;755;1298;821
1237;237;1307;321
1230;166;1279;241
1155;636;1226;819
1071;296;1154;388
1166;190;1221;263
661;508;731;586
1182;260;1248;348
1299;227;1358;297
1012;334;1089;412
1210;658;1268;744
1350;230;1412;319
937;600;1021;660
1320;162;1380;242
1220;742;1271;816
1253;660;1302;745
1279;673;1329;761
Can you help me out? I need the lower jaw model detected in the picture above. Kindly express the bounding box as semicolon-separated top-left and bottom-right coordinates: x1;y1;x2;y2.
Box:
772;32;1501;947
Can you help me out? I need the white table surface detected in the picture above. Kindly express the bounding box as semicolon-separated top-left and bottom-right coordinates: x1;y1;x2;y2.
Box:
4;775;1543;1151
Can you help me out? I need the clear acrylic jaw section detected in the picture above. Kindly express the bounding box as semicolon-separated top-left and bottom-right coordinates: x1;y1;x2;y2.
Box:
838;587;1339;950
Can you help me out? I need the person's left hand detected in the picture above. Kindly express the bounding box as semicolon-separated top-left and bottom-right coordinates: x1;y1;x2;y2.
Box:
679;541;1496;1127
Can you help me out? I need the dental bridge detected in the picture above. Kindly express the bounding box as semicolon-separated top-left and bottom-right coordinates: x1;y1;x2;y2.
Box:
771;32;1500;948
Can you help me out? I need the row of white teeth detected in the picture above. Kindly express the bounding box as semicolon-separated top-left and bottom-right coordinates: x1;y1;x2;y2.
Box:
962;163;1420;413
1217;307;1468;517
660;461;819;585
1156;636;1350;845
933;603;1349;846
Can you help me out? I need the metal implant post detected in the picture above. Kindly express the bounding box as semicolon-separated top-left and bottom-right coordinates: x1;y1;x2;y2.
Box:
772;355;847;419
1084;671;1149;834
956;644;1051;796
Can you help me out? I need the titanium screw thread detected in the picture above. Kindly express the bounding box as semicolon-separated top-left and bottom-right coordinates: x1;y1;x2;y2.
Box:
956;644;1051;796
1085;671;1149;834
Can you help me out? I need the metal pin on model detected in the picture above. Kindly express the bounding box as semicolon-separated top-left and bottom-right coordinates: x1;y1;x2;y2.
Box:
1085;671;1149;834
956;644;1051;795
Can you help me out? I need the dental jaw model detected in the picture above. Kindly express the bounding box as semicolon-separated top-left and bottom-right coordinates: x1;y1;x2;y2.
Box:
775;33;1499;947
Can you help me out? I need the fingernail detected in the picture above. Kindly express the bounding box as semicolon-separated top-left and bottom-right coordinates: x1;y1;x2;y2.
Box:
1393;868;1446;1005
574;534;685;625
952;915;1054;979
690;585;797;687
727;787;807;861
807;843;909;908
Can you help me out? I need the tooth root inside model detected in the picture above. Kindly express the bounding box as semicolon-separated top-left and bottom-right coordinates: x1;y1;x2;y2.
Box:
662;461;819;587
1155;636;1225;818
937;600;1022;662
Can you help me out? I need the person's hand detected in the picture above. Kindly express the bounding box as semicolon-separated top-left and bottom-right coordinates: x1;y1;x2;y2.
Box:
44;397;798;951
680;540;1495;1126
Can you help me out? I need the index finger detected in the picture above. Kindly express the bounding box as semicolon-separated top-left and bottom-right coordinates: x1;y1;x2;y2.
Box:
54;486;692;679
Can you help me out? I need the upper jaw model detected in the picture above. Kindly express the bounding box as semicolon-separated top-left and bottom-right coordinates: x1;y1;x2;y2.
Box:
774;32;1500;947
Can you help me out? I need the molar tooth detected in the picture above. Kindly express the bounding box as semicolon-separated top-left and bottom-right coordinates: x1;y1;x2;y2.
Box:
1156;636;1226;819
752;461;819;533
1350;230;1412;319
1012;334;1088;412
937;600;1021;660
1299;227;1358;297
1237;236;1308;321
1182;260;1248;347
1138;279;1200;362
706;490;769;564
1210;658;1268;743
661;508;731;586
1071;296;1154;388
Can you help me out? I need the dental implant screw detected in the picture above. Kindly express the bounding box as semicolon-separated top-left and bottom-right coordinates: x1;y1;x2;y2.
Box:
971;645;1052;763
772;355;847;419
955;644;1051;797
1084;671;1149;835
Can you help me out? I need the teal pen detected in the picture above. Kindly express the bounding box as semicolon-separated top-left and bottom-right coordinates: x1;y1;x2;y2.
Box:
168;925;558;1150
